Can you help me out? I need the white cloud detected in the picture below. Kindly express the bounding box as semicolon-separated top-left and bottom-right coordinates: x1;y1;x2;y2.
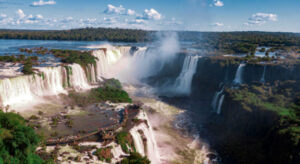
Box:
212;22;224;27
129;19;146;24
60;16;73;23
214;0;224;7
245;13;278;25
16;9;26;19
104;4;136;16
138;8;162;20
104;4;125;14
27;14;43;21
0;13;7;19
31;0;56;7
126;9;135;16
103;17;117;24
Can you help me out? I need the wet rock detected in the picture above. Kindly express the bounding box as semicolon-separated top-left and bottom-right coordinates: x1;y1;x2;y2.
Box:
207;153;217;160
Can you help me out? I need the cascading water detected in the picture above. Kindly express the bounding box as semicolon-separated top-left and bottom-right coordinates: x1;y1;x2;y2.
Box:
130;110;161;164
233;63;246;85
92;50;108;79
0;66;67;107
216;95;225;114
0;63;94;107
92;47;130;80
211;86;224;111
260;65;266;83
173;55;199;95
87;64;97;84
34;67;66;95
130;125;146;156
69;64;91;90
0;76;34;106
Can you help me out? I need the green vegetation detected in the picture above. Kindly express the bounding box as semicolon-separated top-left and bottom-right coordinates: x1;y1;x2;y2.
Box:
50;49;96;67
179;31;300;55
120;152;150;164
64;66;72;88
116;132;133;153
94;147;112;163
0;28;150;42
20;47;49;55
1;29;300;55
0;111;43;164
103;78;123;89
22;59;34;75
65;119;73;128
69;78;132;106
0;55;38;63
229;81;300;145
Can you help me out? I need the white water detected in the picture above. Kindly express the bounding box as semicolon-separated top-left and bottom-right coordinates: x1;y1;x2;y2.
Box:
233;63;246;85
0;63;94;107
69;64;91;90
0;66;67;107
130;110;161;164
88;64;97;84
260;65;266;83
0;76;34;106
34;67;66;95
211;86;224;111
173;55;199;95
92;47;130;80
130;124;147;156
216;94;225;114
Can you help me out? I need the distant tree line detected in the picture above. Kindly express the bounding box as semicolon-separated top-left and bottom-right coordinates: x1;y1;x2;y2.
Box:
0;28;152;42
179;31;300;54
1;28;300;54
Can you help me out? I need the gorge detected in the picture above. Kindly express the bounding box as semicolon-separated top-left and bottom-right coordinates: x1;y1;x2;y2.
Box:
0;37;299;164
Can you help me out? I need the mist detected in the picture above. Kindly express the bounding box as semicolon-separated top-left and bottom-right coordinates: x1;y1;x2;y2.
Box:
108;31;180;84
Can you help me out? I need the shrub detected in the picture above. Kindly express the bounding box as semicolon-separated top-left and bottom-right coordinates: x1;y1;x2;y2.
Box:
29;115;39;120
116;132;133;153
68;78;132;106
50;49;96;67
94;147;112;163
22;59;34;75
120;152;150;164
0;111;43;163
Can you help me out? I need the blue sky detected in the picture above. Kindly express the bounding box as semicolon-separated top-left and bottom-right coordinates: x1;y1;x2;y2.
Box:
0;0;299;32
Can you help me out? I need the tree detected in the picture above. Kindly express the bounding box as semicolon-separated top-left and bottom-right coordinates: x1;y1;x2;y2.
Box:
0;111;43;164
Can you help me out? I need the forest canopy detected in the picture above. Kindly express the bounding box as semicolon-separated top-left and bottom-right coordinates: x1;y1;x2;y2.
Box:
1;28;300;54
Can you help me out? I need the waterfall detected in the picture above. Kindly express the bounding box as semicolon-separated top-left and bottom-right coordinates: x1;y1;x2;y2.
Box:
173;55;199;95
233;63;246;85
69;64;91;90
92;47;129;80
0;76;33;106
34;67;66;95
0;66;67;107
87;64;97;84
92;50;108;80
260;65;266;83
130;110;160;163
0;63;93;107
130;124;147;156
211;86;224;111
216;95;225;114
